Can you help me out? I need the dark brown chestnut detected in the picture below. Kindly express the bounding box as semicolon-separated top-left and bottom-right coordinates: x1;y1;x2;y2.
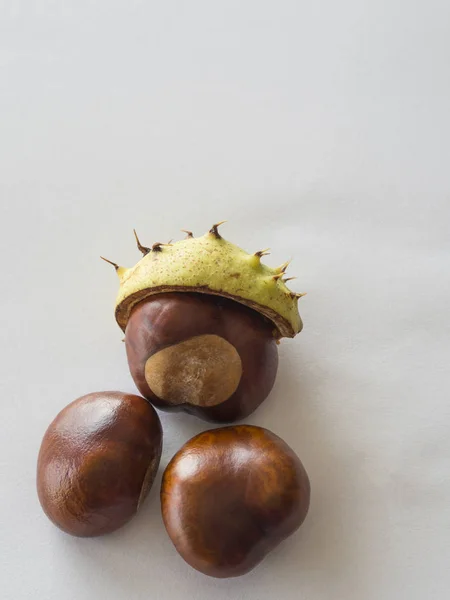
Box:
161;425;310;578
37;391;162;537
125;293;279;422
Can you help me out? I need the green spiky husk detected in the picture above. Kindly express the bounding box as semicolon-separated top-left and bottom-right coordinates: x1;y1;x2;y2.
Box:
114;231;303;338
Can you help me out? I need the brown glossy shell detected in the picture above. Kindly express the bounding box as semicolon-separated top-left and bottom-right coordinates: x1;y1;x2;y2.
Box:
125;293;279;422
161;425;310;578
37;391;162;537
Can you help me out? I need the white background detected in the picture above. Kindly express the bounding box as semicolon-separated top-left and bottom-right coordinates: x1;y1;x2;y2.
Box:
1;2;449;599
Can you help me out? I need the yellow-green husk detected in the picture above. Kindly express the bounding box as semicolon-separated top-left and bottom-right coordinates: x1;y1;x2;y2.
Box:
108;227;303;338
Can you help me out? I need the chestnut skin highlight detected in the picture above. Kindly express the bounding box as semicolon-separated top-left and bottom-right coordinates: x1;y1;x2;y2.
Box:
37;391;162;537
125;293;279;423
161;425;310;578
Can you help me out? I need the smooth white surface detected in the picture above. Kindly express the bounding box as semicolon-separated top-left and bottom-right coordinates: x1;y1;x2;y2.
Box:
1;2;450;599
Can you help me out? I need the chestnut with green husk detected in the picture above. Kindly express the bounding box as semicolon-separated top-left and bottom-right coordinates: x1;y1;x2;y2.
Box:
103;222;305;422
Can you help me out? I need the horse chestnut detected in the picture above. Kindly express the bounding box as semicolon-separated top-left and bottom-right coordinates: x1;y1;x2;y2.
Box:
125;293;279;422
104;223;305;422
37;391;162;537
161;425;310;578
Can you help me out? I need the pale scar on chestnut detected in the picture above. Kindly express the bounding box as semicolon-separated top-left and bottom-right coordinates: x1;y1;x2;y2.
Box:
144;334;243;407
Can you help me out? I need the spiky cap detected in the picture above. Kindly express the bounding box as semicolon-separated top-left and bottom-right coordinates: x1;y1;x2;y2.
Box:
103;223;304;338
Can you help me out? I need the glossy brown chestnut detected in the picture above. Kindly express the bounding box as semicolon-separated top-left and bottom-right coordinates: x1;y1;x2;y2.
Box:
125;293;279;422
37;391;162;537
161;425;310;578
